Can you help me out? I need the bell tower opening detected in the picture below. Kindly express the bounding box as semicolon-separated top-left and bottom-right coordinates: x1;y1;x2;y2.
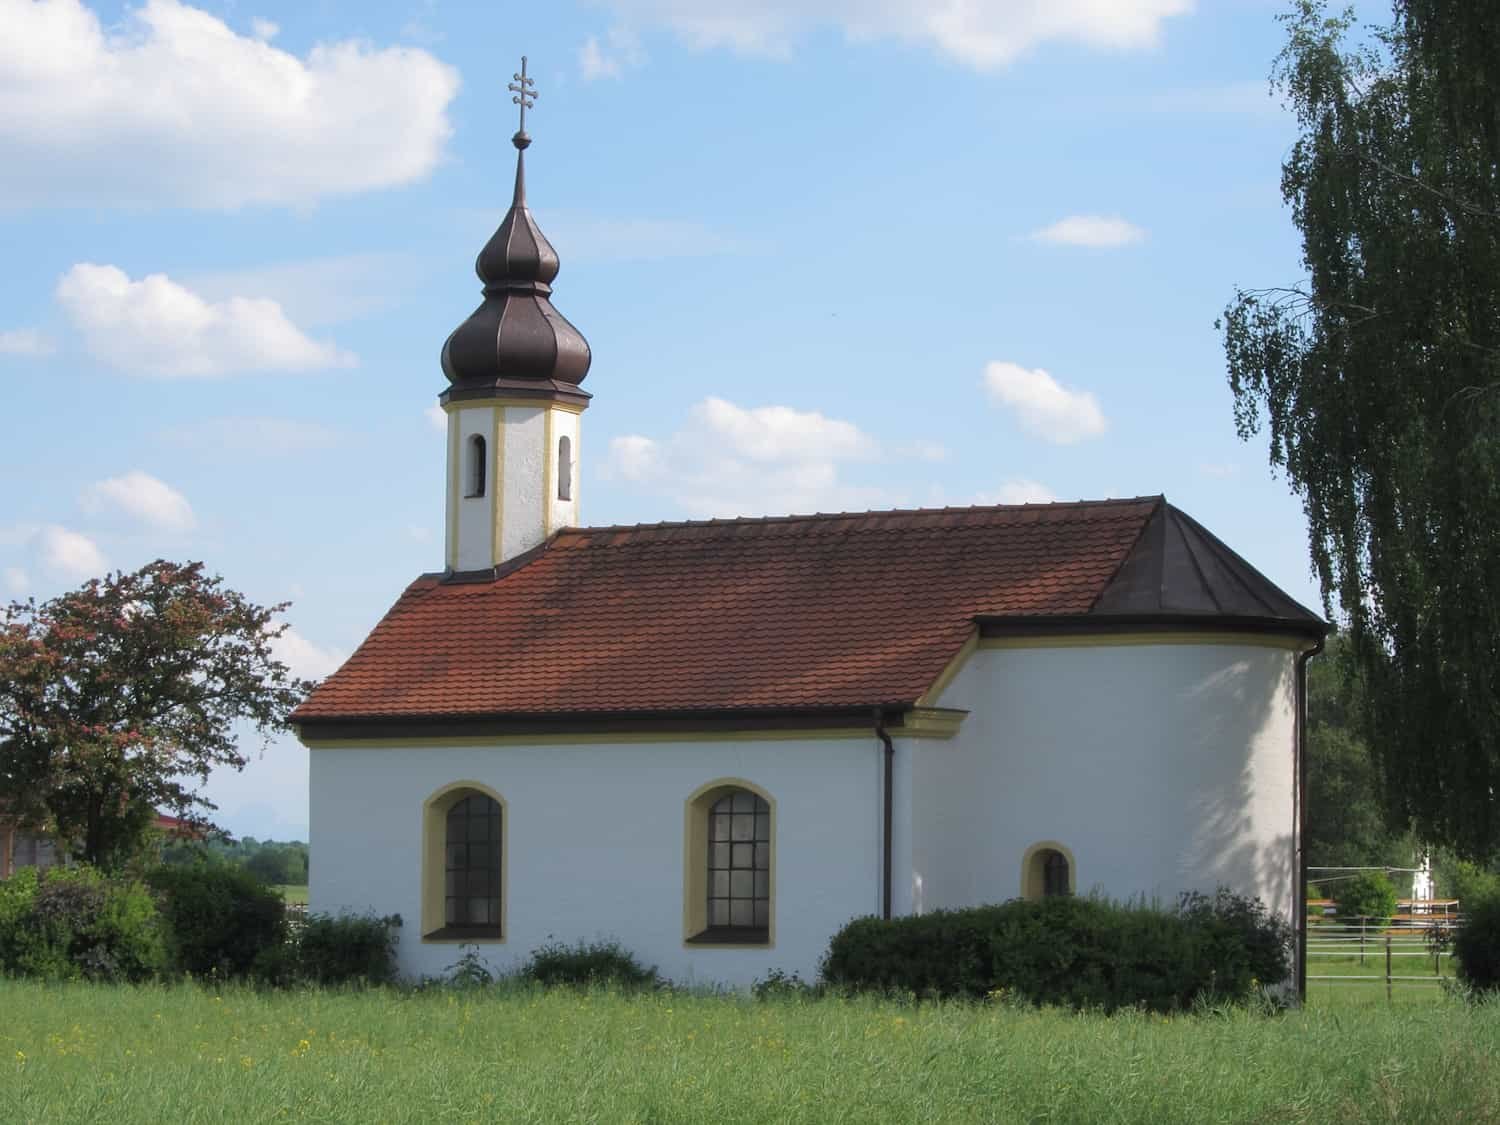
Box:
467;434;487;498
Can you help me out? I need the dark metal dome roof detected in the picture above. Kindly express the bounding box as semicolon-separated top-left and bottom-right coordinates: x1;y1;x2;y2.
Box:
441;132;592;390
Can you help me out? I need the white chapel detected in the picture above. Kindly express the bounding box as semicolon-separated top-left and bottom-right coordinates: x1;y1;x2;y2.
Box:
295;84;1327;989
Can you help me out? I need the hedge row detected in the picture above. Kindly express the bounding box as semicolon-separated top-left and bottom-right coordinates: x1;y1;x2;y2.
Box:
821;890;1292;1012
0;864;397;985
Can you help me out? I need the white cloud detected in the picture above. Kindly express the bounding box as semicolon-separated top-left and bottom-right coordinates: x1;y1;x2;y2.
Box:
607;434;662;482
56;263;356;376
579;27;645;80
0;328;54;356
425;404;448;433
603;397;890;517
268;626;347;682
81;471;195;532
588;0;1192;69
0;0;459;210
3;567;27;595
184;253;409;327
31;525;107;582
978;478;1058;505
983;361;1108;444
1027;215;1146;248
164;417;342;455
250;17;278;40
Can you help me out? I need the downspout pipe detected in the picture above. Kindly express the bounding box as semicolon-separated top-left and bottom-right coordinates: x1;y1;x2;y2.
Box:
875;710;894;921
1294;635;1326;1003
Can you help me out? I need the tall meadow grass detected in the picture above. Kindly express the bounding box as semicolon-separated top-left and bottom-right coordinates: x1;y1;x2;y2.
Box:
2;979;1497;1123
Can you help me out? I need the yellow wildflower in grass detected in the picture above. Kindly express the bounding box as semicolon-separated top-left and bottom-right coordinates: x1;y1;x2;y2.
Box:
14;1051;25;1065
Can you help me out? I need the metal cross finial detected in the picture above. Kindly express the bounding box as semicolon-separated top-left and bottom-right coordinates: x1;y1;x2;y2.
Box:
508;56;537;141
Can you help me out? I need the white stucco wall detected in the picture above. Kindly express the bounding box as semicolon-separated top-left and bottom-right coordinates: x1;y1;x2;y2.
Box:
910;639;1299;923
446;404;583;570
547;409;580;533
499;405;545;563
450;406;496;571
309;736;883;987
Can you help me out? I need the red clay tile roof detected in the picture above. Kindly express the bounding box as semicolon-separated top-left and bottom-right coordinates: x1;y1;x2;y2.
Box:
295;497;1177;722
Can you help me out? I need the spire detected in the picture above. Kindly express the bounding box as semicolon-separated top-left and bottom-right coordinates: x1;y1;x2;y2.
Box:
441;56;592;393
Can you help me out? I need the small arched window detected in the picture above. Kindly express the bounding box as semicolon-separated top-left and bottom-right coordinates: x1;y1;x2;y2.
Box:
557;435;572;502
444;792;502;931
1042;850;1070;897
1021;842;1074;901
467;434;487;498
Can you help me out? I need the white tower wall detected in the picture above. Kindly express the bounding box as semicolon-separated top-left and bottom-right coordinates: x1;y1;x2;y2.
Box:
446;400;584;572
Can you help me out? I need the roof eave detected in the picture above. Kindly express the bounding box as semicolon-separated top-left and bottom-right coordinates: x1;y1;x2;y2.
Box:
974;612;1330;641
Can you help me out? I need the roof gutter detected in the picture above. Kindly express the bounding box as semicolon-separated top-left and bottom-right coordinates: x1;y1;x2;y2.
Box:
1294;635;1326;1004
874;708;894;921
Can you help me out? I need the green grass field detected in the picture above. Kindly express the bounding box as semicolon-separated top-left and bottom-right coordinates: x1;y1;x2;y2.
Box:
3;980;1498;1123
276;884;309;906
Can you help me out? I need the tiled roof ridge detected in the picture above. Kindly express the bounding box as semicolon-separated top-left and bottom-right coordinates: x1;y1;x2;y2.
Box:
558;495;1165;540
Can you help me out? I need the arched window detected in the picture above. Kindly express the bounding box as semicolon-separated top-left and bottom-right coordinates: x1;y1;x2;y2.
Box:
467;434;487;498
421;783;506;941
707;790;770;931
557;435;572;502
1042;850;1070;897
1021;841;1075;901
684;781;773;945
445;792;502;929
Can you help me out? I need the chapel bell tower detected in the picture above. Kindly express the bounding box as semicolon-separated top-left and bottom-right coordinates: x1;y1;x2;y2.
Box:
438;57;590;573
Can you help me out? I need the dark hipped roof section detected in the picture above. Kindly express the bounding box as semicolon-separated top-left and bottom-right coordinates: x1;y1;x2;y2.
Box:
293;497;1325;736
980;501;1327;637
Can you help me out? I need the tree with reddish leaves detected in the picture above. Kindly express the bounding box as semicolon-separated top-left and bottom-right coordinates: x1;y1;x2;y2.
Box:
0;561;312;869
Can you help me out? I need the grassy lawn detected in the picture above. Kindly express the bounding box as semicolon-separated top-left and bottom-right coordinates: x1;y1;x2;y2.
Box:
3;981;1499;1123
276;884;309;906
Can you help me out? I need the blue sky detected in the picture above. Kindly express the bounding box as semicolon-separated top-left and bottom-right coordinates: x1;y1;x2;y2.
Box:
0;0;1370;840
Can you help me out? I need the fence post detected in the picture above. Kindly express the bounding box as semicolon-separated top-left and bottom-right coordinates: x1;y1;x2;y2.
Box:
1360;918;1367;966
1386;934;1393;1003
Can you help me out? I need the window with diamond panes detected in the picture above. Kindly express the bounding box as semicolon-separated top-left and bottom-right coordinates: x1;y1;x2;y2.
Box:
707;790;770;934
445;793;502;930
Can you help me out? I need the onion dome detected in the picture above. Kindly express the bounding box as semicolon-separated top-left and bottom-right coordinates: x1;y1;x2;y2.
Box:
441;126;592;395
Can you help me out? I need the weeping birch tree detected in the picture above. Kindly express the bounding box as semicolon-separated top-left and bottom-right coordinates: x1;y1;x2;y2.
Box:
1222;0;1500;857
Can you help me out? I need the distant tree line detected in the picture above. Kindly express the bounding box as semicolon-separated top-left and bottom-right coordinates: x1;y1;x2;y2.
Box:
161;836;309;887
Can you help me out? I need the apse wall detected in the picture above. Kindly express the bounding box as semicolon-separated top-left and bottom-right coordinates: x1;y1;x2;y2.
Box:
909;638;1301;924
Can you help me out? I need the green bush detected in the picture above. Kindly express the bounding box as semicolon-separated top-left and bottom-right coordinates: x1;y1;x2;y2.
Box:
293;913;401;986
148;862;286;978
1334;871;1399;927
1453;894;1500;992
520;938;658;989
820;890;1290;1013
0;865;167;982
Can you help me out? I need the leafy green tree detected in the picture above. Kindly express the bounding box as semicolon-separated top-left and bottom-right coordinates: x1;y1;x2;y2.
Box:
1222;0;1500;856
1305;636;1411;868
0;561;311;868
245;846;308;887
1334;870;1399;927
